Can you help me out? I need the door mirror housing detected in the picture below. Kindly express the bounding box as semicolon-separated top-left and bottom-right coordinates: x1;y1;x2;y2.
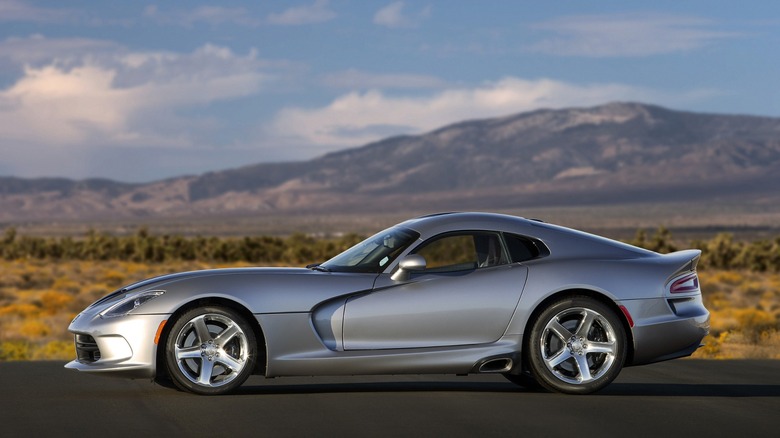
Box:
391;254;427;281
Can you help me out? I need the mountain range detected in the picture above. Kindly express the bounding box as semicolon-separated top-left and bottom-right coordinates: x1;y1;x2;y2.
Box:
2;102;779;223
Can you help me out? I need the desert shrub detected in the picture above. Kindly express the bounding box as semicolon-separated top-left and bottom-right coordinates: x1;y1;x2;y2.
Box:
695;332;729;358
40;290;74;314
735;308;777;343
630;227;677;253
4;226;779;271
703;233;741;269
32;341;74;360
0;228;389;266
0;303;41;317
51;277;80;294
18;320;51;338
101;270;126;288
0;341;32;360
707;271;744;286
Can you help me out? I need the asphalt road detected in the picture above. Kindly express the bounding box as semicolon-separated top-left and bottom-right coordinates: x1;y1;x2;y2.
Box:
2;360;779;437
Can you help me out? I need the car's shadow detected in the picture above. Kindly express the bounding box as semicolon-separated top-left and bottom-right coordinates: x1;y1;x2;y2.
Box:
233;381;780;397
602;383;780;397
236;381;519;395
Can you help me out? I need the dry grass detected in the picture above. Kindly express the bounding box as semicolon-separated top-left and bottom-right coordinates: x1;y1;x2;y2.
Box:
1;260;778;360
0;260;251;360
691;270;780;359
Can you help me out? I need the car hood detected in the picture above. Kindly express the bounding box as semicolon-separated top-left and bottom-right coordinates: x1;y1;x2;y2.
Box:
115;267;379;315
125;267;312;291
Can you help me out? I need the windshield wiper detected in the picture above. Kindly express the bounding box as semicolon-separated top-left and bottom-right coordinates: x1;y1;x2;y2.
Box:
306;263;331;272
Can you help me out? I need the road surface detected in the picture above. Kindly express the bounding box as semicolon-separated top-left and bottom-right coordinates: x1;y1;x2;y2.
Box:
2;360;779;437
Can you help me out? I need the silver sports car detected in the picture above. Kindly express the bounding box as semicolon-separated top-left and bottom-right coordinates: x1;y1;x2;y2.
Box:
66;212;709;395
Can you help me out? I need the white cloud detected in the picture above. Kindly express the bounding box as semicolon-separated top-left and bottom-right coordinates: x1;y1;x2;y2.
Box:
271;77;715;149
144;4;261;27
0;34;118;65
529;13;739;57
0;0;76;23
0;64;129;144
374;2;406;28
0;0;128;26
373;1;430;28
267;0;336;26
0;44;269;149
322;69;446;89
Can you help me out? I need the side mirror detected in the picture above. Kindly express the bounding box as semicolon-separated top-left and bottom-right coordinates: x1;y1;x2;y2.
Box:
391;254;426;281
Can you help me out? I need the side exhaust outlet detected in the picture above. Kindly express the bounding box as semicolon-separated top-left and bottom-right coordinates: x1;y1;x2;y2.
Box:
478;358;513;373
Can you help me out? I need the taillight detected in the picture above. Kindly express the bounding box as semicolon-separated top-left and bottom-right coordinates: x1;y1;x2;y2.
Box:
670;272;699;294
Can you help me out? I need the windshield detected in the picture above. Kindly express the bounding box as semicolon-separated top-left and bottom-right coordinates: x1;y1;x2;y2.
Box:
320;227;419;273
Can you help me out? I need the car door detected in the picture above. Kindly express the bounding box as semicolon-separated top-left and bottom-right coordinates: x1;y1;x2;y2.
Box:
342;231;528;350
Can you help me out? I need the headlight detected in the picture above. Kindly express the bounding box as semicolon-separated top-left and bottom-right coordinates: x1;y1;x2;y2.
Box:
100;290;165;318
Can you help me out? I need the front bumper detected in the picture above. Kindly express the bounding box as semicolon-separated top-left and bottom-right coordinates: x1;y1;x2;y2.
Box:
65;312;170;379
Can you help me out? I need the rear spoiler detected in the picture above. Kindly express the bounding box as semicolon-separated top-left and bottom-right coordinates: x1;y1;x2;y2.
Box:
661;249;701;277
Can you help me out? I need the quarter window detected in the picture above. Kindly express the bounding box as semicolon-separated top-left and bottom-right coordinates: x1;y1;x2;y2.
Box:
504;233;543;263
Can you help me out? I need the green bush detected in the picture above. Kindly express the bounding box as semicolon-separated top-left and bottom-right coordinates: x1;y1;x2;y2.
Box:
1;226;779;272
0;227;362;266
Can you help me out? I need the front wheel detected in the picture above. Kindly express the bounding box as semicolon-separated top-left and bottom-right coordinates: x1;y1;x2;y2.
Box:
527;296;627;394
164;306;257;395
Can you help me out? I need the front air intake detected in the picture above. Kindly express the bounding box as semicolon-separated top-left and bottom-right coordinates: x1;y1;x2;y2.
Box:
75;334;101;363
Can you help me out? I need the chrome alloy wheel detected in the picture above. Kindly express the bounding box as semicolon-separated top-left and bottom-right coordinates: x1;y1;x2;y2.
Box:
540;307;617;385
173;313;250;388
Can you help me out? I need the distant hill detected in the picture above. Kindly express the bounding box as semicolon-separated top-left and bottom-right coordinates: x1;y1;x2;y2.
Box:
2;102;779;222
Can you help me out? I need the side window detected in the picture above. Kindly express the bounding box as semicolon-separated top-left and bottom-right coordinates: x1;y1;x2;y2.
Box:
414;232;507;273
504;233;541;263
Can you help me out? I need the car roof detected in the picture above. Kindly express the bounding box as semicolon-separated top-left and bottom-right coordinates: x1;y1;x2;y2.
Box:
400;212;533;235
398;212;653;259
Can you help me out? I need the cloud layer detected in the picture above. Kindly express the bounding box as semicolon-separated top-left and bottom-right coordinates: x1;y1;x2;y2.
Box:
0;38;277;183
529;13;738;57
271;77;708;148
267;0;336;26
373;1;430;28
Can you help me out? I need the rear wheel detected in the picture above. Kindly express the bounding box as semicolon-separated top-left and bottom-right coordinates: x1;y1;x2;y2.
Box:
527;296;626;394
164;306;257;395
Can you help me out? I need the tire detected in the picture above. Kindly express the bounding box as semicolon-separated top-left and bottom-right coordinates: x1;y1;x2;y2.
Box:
527;296;626;394
164;306;257;395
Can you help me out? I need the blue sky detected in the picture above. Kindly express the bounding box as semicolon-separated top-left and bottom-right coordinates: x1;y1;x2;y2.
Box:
1;0;778;182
